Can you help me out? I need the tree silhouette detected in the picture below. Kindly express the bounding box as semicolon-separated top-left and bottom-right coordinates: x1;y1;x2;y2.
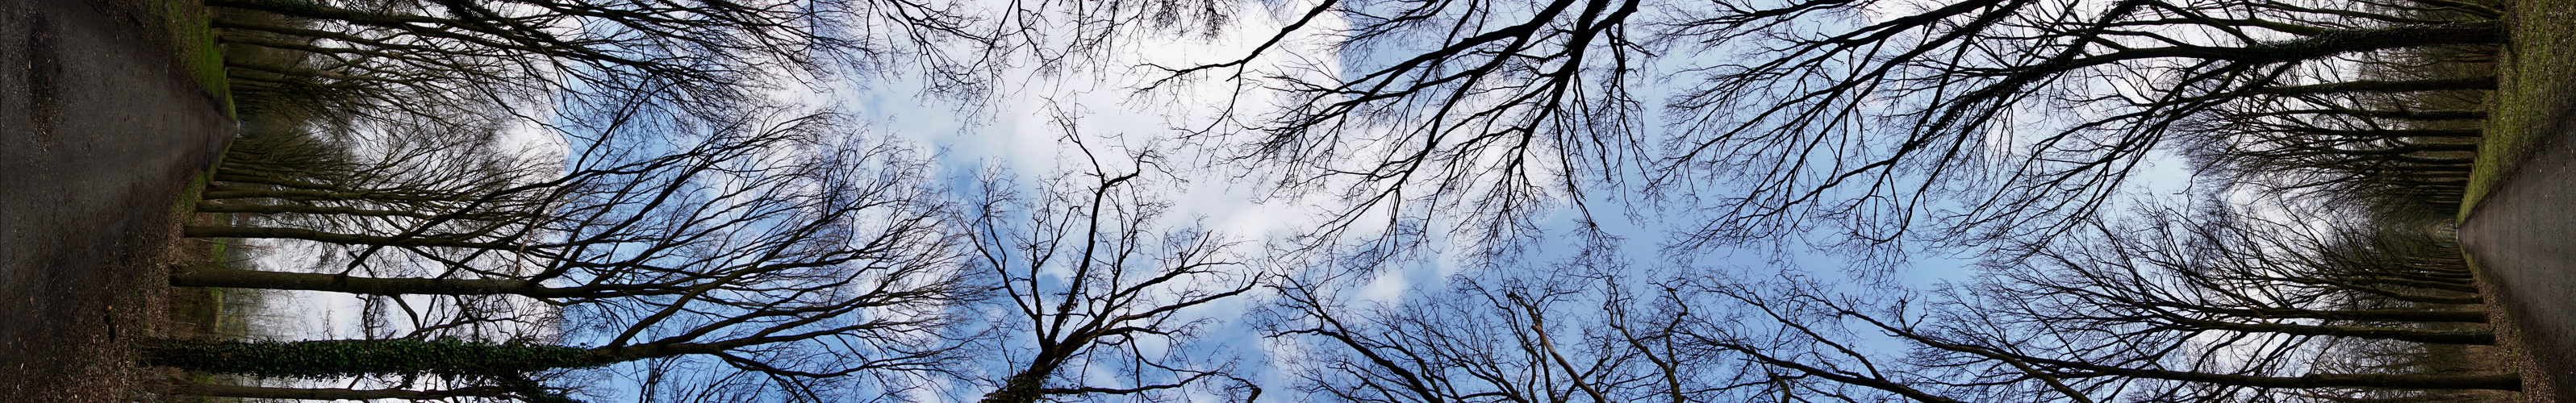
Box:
960;139;1263;403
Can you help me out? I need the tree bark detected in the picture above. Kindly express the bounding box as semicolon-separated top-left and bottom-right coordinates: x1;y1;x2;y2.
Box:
171;267;533;296
171;383;511;400
1904;328;2521;391
2326;285;2483;305
2060;366;2518;390
979;362;1064;403
2038;23;2506;81
198;187;444;202
184;225;516;250
2288;127;2482;139
2362;276;2483;293
2262;109;2487;121
2169;318;2494;345
2256;77;2497;95
190;203;432;218
2186;307;2488;323
145;338;607;378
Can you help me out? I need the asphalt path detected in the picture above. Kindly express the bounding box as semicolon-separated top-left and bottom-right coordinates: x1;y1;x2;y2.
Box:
0;0;232;400
2460;103;2576;397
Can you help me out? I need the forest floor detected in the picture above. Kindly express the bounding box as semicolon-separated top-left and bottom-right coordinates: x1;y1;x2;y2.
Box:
0;0;233;401
2458;0;2576;399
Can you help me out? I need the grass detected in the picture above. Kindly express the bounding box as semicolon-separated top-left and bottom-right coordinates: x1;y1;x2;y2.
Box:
2461;0;2576;222
145;0;232;119
172;156;217;218
157;93;246;402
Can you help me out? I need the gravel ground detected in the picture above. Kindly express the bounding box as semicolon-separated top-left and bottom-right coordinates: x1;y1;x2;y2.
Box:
0;0;233;401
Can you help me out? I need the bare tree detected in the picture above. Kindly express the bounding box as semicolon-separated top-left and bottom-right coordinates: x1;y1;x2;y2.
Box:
167;109;973;399
1256;197;2512;402
1680;277;2515;403
958;139;1263;403
1088;0;2508;264
208;0;985;115
2180;54;2496;214
1679;202;2514;402
1265;268;1733;403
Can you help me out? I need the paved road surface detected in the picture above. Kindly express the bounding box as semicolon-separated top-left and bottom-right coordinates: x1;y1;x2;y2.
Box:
2460;105;2576;397
0;0;232;400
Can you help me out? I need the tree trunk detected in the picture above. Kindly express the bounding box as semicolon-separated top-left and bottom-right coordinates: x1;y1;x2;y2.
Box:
144;338;605;378
197;187;438;202
2072;367;2517;390
2192;307;2487;323
171;383;511;400
2290;127;2483;139
191;202;431;218
171;267;533;296
2389;271;2477;285
2048;22;2506;76
2327;285;2482;305
979;365;1061;403
2172;319;2493;345
2257;77;2497;95
211;172;340;190
2365;276;2482;293
208;0;452;27
978;347;1082;403
2239;23;2506;63
183;225;516;250
1912;331;2521;390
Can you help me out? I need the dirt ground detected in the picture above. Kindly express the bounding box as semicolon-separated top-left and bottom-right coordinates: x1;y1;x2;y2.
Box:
0;0;234;401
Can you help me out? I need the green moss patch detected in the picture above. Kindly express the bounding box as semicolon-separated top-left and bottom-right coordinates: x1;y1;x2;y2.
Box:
2463;0;2576;221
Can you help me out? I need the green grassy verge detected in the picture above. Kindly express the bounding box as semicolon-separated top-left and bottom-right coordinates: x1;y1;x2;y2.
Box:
173;159;215;217
145;3;246;400
2462;0;2575;221
148;0;232;119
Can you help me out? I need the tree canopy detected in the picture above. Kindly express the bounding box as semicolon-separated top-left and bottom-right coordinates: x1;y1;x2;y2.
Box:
161;0;2524;400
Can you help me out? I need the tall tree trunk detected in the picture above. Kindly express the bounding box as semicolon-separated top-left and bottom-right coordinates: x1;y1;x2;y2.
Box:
979;352;1073;403
2257;77;2498;95
190;202;431;218
2323;285;2482;305
143;339;605;378
2289;127;2483;139
197;187;442;202
170;383;511;400
2060;365;2518;390
171;267;533;296
2362;276;2483;293
2284;109;2486;121
183;225;516;250
2169;318;2494;345
2194;307;2487;323
1909;331;2522;391
979;364;1063;403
